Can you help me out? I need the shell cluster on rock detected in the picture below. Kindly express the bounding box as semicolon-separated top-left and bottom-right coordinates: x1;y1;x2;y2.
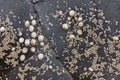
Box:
0;0;120;80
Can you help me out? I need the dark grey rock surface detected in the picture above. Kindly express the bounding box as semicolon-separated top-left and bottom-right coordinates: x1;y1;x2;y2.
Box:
0;0;120;80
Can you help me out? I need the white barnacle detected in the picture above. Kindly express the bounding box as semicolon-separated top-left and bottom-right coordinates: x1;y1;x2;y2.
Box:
19;37;24;43
38;35;44;42
30;47;36;53
25;39;30;46
67;17;71;21
69;10;76;17
0;27;6;32
113;36;119;41
78;22;84;27
69;34;75;39
18;32;22;37
11;47;15;51
77;30;82;35
78;17;83;22
31;32;37;38
62;23;69;30
31;20;37;26
58;10;63;16
22;47;28;54
32;0;38;3
20;55;26;61
25;20;30;27
31;39;37;46
29;25;34;32
38;53;44;60
49;65;53;69
40;42;45;47
30;15;34;20
88;67;93;72
89;42;94;45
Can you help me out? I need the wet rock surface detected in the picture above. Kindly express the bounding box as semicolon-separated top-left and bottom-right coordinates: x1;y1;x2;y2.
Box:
0;0;120;80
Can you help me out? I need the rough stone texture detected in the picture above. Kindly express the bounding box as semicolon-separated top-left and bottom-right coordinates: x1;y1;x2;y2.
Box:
0;0;120;80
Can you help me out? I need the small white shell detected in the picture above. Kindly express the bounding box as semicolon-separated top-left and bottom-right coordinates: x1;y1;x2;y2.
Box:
58;11;63;16
25;21;30;27
20;55;26;61
25;39;30;46
29;25;34;32
30;47;36;53
78;22;84;27
19;37;24;43
78;17;83;22
31;39;36;46
31;20;37;26
77;30;82;35
69;34;75;39
113;36;119;41
67;17;71;21
31;32;37;38
89;42;94;45
38;53;44;60
12;47;15;51
38;35;44;42
22;47;28;54
0;27;6;32
88;67;93;72
49;65;53;69
18;32;22;36
30;15;34;20
40;42;45;47
62;23;69;30
69;10;76;17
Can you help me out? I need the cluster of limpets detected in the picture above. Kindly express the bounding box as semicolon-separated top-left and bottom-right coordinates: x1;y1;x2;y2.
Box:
53;6;120;79
62;10;83;40
0;15;45;71
18;16;45;61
